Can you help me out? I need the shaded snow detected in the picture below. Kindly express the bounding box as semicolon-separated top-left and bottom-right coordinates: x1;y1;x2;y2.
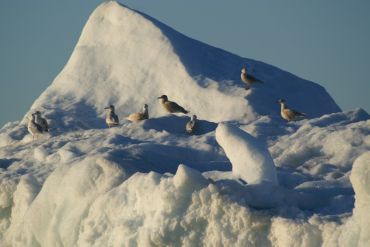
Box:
0;1;369;247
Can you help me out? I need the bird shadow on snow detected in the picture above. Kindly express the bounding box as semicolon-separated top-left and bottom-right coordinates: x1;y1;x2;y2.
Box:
141;115;217;135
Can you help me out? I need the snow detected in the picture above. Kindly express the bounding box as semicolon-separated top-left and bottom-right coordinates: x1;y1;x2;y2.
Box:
215;123;278;185
271;109;370;171
23;1;339;135
0;1;369;246
338;152;370;247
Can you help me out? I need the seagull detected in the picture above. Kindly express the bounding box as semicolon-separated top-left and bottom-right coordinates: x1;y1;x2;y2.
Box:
278;99;305;122
126;104;149;122
157;95;189;114
241;66;263;90
186;115;197;134
34;111;49;132
104;105;119;127
27;113;43;140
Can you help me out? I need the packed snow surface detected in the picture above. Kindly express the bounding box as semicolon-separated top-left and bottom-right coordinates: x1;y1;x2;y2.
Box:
1;1;370;246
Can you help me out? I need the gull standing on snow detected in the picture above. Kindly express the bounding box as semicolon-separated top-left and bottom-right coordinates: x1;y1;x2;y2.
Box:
157;95;189;114
126;104;149;122
241;66;263;90
186;115;197;134
27;113;43;140
34;111;49;132
104;105;119;127
278;99;305;122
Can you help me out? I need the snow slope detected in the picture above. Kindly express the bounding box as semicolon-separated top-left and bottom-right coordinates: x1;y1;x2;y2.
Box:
23;1;339;134
0;1;369;246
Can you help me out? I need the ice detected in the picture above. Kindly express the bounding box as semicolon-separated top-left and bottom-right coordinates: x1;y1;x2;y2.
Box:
12;156;126;247
71;165;272;246
216;123;278;185
270;109;370;177
338;152;370;247
34;147;48;162
0;1;369;246
173;164;208;190
28;1;339;135
269;217;322;247
5;175;40;246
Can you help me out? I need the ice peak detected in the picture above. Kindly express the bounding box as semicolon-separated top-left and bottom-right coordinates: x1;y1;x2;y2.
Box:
28;1;340;134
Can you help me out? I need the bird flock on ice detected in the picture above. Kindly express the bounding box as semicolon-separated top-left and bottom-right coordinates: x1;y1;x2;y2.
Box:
27;66;305;139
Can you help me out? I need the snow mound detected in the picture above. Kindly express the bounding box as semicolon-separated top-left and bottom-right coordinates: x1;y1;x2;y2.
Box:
216;123;278;185
350;152;370;246
338;152;370;247
351;152;370;218
0;109;369;246
26;1;339;135
3;157;273;247
5;156;126;247
4;151;370;246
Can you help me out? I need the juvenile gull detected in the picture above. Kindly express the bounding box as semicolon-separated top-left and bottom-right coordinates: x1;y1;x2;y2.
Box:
104;105;119;127
157;95;188;114
241;66;263;90
278;99;305;122
186;115;197;134
126;104;149;122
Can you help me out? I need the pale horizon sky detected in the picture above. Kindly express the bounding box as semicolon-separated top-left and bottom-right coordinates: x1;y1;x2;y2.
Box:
0;0;369;127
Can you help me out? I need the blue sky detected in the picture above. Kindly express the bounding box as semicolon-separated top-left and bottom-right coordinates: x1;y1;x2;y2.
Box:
0;0;369;127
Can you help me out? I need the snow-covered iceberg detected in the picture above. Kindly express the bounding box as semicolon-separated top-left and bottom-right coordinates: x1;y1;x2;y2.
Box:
26;1;339;134
0;1;369;246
